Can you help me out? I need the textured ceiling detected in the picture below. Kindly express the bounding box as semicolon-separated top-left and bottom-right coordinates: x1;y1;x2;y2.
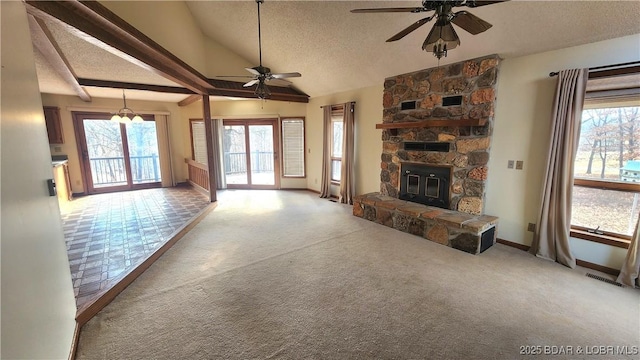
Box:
188;0;640;98
31;1;640;102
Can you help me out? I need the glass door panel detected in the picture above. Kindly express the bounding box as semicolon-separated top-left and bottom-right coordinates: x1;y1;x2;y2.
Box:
83;119;127;188
126;122;161;184
75;113;163;194
249;125;275;186
223;125;248;185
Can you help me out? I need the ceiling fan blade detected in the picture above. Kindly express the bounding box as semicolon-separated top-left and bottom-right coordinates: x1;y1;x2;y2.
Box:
386;16;434;42
351;7;425;13
452;11;492;35
271;72;301;79
465;0;509;8
246;67;261;76
243;79;259;87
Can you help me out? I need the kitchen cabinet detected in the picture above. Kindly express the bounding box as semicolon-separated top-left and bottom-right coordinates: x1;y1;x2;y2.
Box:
44;106;64;144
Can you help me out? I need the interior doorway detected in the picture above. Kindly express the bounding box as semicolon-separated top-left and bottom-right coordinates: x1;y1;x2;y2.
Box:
223;119;279;189
73;112;162;194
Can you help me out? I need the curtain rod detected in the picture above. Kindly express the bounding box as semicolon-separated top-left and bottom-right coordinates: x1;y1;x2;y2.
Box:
320;101;356;108
548;60;640;77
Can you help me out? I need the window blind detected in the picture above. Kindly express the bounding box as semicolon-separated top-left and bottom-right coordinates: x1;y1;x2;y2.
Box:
191;120;208;165
282;118;305;177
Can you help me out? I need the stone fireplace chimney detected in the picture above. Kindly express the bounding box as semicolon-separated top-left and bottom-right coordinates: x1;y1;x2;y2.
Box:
379;54;501;215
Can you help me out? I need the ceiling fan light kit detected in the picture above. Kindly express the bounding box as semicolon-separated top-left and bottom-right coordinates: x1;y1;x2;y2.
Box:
111;90;143;123
424;20;460;59
352;0;508;60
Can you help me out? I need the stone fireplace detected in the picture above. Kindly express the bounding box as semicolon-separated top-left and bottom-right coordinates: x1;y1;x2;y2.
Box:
379;54;500;215
353;55;500;255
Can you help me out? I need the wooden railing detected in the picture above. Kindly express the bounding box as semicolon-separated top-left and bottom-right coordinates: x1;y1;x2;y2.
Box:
90;155;160;186
224;151;274;174
185;159;209;192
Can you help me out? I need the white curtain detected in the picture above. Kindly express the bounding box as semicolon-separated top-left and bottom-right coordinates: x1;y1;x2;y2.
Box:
320;106;332;198
211;118;226;189
530;68;588;268
617;214;640;287
339;102;355;204
154;114;175;187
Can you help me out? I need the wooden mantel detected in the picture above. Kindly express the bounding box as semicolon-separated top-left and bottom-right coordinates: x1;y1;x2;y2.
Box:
375;118;487;130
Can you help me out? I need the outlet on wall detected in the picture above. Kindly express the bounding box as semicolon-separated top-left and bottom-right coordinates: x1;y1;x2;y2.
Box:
527;223;536;232
515;160;524;170
507;160;514;169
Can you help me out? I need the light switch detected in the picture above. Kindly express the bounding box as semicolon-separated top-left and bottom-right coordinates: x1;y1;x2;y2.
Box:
515;160;524;170
507;160;514;169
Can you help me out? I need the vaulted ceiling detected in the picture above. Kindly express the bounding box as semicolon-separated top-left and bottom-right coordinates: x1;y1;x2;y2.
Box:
31;1;640;103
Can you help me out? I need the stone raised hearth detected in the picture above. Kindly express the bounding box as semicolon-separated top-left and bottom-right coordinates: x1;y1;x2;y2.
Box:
354;193;498;255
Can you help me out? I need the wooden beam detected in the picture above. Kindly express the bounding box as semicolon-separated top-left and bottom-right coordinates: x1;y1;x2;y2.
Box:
208;79;309;103
28;15;91;102
77;78;194;94
78;77;309;104
178;94;201;107
375;118;487;129
25;1;213;95
202;95;217;202
24;1;311;103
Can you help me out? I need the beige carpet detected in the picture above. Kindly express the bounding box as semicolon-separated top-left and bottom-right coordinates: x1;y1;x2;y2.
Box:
77;190;640;359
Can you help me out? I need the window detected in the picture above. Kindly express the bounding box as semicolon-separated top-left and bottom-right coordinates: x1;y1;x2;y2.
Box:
281;118;305;177
331;106;344;183
571;73;640;240
190;119;207;165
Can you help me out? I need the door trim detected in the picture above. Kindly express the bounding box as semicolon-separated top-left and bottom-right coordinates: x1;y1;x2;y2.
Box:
72;111;160;194
223;118;280;190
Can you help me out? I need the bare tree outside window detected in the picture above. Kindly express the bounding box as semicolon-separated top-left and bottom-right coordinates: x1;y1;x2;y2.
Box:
572;105;640;236
331;118;343;182
83;119;161;187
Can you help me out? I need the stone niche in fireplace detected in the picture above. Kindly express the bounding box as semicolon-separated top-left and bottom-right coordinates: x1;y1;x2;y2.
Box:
379;54;501;215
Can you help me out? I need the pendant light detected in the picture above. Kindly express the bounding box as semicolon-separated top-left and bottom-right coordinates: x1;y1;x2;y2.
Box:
111;90;143;123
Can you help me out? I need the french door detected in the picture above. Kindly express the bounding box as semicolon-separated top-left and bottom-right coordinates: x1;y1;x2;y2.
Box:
223;119;279;189
73;112;162;194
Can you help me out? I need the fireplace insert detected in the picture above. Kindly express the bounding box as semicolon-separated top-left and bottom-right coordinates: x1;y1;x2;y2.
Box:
399;163;452;209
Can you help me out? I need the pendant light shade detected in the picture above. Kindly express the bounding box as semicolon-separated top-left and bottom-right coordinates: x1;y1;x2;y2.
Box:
423;20;460;59
111;90;144;123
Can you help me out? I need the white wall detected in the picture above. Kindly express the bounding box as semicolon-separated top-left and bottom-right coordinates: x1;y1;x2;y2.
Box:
486;34;640;269
1;2;77;358
101;1;257;80
305;85;383;195
101;1;208;75
41;94;189;193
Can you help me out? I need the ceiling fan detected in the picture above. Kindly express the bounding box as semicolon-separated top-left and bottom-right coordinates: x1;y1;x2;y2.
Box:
351;0;508;59
217;0;301;100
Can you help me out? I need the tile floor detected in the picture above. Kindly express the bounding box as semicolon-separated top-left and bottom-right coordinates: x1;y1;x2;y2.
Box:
59;186;211;308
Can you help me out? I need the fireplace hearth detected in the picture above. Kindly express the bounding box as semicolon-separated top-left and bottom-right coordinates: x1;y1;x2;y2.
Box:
399;163;451;210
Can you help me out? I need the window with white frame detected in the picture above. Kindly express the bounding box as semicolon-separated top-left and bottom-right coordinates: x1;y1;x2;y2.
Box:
330;106;344;183
281;117;305;177
571;72;640;239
